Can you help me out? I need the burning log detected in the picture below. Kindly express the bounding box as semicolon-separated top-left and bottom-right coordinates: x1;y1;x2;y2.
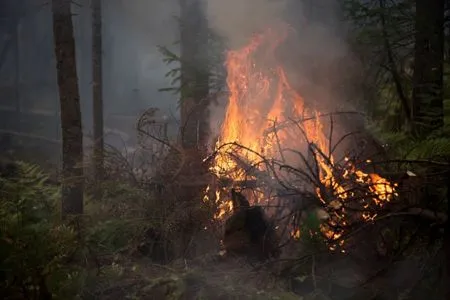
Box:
223;189;280;260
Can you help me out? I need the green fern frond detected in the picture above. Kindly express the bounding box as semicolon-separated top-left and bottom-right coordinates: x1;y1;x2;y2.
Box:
405;137;450;160
0;161;60;222
15;160;50;186
0;162;80;298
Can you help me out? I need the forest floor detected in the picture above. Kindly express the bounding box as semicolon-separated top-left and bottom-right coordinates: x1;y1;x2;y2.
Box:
80;238;445;300
85;252;318;300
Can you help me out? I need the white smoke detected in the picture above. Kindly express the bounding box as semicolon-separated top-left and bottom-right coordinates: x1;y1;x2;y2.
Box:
205;0;290;48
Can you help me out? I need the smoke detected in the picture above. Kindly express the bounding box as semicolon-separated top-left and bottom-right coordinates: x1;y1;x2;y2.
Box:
205;0;350;102
205;0;289;48
101;0;180;115
204;0;361;157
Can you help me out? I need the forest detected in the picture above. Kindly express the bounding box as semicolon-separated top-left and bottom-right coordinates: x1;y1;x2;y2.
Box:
0;0;449;299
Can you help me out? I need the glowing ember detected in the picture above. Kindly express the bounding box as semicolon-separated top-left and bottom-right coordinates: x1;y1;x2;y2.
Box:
204;26;398;249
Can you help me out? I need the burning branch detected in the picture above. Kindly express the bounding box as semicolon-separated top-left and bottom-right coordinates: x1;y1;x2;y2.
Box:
201;26;403;254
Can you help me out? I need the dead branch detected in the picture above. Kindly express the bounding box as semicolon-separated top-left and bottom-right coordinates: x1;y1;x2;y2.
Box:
263;111;364;137
136;108;180;154
403;208;448;224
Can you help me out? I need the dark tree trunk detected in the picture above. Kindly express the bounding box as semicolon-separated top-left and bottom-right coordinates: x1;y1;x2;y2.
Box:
179;0;209;152
177;0;210;259
92;0;104;183
51;0;84;217
412;0;445;136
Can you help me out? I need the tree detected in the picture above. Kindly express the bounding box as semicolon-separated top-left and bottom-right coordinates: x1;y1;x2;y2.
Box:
51;0;84;218
179;0;210;151
378;0;412;128
92;0;104;183
412;0;445;136
342;0;415;131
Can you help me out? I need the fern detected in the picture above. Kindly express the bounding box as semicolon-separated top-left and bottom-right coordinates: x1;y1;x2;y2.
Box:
405;137;450;160
0;161;81;299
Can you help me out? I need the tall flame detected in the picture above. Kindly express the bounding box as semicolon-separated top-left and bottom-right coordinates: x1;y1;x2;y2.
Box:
206;26;397;249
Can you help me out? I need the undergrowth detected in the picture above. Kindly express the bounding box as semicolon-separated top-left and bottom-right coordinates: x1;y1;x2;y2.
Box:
1;133;448;300
0;161;178;299
0;161;80;299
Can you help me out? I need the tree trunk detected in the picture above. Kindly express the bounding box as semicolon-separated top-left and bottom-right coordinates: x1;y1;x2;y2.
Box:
179;0;209;152
51;0;84;217
412;0;445;136
92;0;104;183
177;0;210;258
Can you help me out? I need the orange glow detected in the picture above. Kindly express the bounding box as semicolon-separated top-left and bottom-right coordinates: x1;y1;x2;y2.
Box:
204;26;398;249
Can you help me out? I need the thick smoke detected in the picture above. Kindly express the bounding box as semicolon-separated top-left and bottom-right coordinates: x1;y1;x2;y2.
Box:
205;0;288;49
205;0;350;104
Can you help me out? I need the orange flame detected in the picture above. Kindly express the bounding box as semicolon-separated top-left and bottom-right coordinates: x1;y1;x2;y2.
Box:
205;26;398;249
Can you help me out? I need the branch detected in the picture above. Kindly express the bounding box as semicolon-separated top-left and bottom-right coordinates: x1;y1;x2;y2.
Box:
263;111;365;137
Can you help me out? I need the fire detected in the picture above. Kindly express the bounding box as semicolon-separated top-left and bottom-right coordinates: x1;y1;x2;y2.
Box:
205;26;398;250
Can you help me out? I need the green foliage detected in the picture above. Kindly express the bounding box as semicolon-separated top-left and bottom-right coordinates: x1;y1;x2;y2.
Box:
157;45;182;94
84;180;168;259
0;161;81;299
342;0;415;131
157;28;227;106
370;113;450;161
0;162;180;299
86;180;151;220
298;211;328;252
405;137;450;160
86;219;142;255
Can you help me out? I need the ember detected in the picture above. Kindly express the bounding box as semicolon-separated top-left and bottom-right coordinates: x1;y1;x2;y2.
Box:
203;25;398;251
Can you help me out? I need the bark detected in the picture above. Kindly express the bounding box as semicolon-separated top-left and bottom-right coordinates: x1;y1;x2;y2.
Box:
412;0;445;136
51;0;84;217
178;0;210;259
179;0;209;151
92;0;104;182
